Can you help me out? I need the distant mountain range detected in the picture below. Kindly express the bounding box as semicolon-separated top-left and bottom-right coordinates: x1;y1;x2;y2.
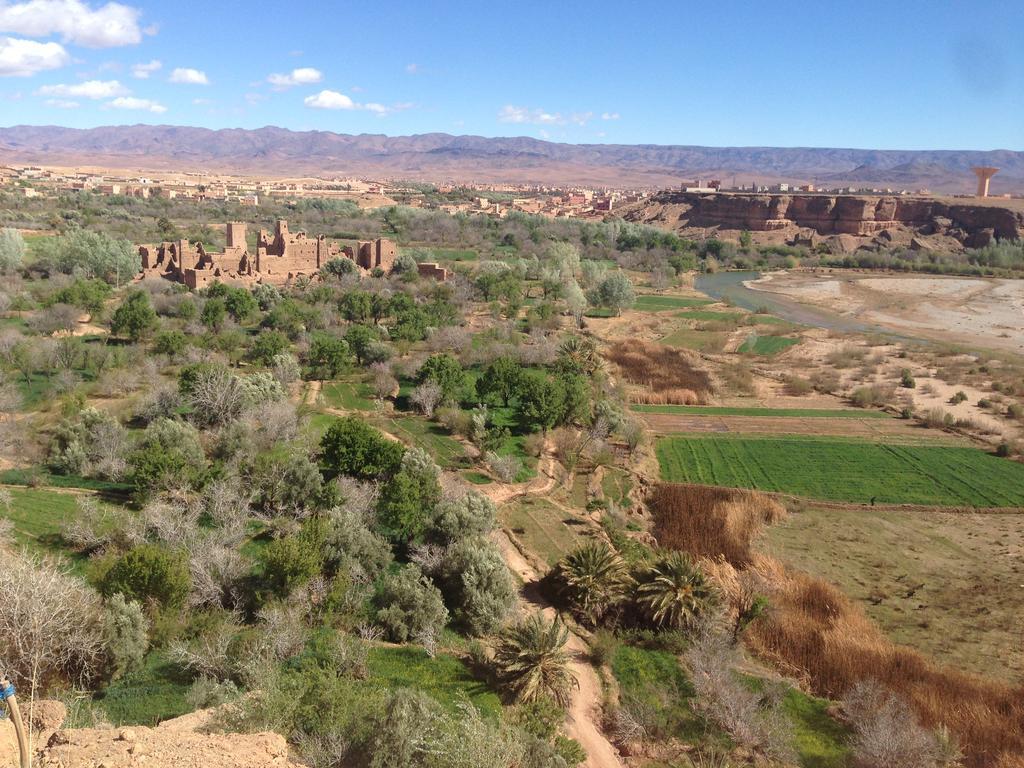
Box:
1;124;1022;193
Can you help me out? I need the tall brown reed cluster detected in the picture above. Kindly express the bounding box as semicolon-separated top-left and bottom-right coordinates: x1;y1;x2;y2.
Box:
605;341;712;404
648;482;1024;767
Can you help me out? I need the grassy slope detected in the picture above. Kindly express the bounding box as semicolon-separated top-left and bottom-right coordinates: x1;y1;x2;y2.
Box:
656;434;1024;506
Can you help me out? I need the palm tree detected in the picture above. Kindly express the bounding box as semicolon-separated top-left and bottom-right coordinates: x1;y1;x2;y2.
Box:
558;541;631;626
634;552;716;630
556;335;603;376
493;614;579;707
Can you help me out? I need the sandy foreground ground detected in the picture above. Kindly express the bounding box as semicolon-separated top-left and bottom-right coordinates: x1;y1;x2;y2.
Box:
750;272;1024;354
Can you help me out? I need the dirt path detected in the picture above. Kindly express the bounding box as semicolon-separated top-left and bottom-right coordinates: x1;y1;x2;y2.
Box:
475;440;560;505
495;531;623;768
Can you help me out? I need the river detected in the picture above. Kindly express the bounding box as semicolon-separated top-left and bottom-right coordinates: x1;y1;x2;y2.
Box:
694;271;883;335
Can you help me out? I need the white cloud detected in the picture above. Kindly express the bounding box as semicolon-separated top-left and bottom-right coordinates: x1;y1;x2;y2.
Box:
168;66;207;85
0;35;68;76
405;63;419;74
44;97;76;107
303;89;409;116
108;94;165;112
0;0;143;48
131;58;159;78
304;89;355;110
38;78;126;97
601;112;620;120
498;105;592;127
267;66;321;88
191;97;210;105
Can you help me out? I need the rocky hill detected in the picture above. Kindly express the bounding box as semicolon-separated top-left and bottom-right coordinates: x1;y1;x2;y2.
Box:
1;124;1022;191
0;701;299;768
620;190;1024;251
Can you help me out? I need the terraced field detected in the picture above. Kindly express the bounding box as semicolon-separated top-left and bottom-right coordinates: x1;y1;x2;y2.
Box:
656;434;1024;507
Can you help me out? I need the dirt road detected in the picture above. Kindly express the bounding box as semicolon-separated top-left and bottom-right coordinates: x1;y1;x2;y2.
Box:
496;532;623;768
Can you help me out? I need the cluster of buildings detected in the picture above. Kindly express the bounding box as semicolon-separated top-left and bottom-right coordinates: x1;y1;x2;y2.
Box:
408;184;650;219
139;220;448;288
0;166;383;205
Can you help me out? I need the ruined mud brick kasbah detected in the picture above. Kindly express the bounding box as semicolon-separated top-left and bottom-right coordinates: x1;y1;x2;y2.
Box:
138;220;449;288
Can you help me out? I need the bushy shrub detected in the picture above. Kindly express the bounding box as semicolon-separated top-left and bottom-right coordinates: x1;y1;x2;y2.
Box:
100;543;191;610
431;491;497;543
128;417;205;497
440;537;516;635
373;564;449;643
320;416;405;480
323;507;393;583
260;518;327;595
101;593;149;680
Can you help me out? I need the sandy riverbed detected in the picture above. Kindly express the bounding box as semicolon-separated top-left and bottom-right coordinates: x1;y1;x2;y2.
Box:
749;272;1024;353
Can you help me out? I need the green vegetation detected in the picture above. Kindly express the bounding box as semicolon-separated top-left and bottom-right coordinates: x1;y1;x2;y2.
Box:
322;379;375;411
98;651;192;726
633;294;713;311
656;434;1024;506
364;646;500;717
501;498;584;566
738;334;799;355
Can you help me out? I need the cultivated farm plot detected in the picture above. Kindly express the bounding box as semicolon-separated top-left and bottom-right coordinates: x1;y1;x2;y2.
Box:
656;434;1024;507
765;505;1024;681
500;497;587;566
633;294;713;311
639;411;957;441
738;333;799;356
321;379;375;411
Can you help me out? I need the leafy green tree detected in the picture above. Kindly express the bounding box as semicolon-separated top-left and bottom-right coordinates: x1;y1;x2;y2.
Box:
37;229;140;285
260;517;327;595
320;416;405;480
391;304;429;342
476;356;522;406
515;371;566;434
374;564;449;643
110;290;158;340
376;461;440;543
201;297;227;331
417;353;465;403
634;552;716;630
556;542;630;626
344;323;377;366
306;332;350;381
223;286;258;323
323;507;394;583
249;330;290;365
494;615;578;707
100;544;191;609
0;228;26;273
321;257;357;278
587;272;636;315
153;329;188;358
340;290;373;323
48;278;112;314
262;298;312;338
128;418;205;498
440;537;516;635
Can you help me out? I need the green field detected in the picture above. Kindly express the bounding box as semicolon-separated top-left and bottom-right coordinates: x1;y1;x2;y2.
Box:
738;334;799;356
321;380;375;411
656;434;1024;507
98;651;192;726
501;497;586;566
376;415;467;468
633;405;889;419
660;327;729;352
633;294;713;311
675;310;746;321
429;247;478;262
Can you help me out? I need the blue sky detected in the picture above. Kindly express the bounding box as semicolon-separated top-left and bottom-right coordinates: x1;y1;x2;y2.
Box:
1;0;1022;150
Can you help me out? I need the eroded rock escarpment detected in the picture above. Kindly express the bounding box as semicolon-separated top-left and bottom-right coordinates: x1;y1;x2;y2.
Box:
624;191;1024;249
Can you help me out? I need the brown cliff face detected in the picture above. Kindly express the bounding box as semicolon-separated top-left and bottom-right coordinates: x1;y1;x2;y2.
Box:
635;191;1024;245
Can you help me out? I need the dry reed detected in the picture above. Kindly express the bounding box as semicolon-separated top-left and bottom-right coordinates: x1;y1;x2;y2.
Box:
605;341;713;404
649;481;1024;767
